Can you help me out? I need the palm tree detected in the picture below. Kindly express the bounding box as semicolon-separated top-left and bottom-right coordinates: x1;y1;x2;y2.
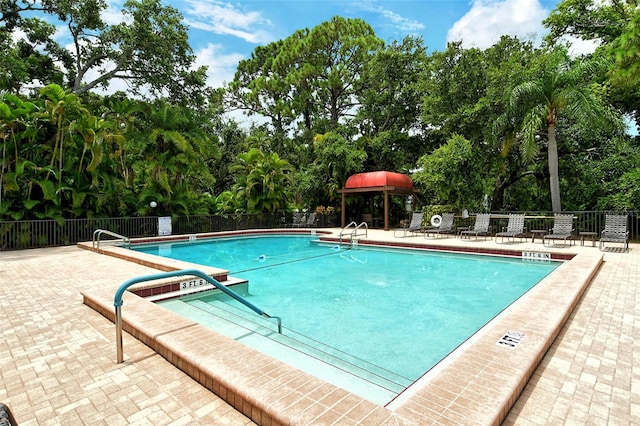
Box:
230;148;293;213
497;49;614;212
101;97;149;185
39;84;93;213
0;94;37;209
132;101;218;216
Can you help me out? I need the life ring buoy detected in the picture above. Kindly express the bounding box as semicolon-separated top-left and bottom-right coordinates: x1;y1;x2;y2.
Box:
431;214;442;227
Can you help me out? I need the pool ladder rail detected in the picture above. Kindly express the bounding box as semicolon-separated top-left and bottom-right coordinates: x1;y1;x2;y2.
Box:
339;221;368;246
93;229;130;250
113;269;282;363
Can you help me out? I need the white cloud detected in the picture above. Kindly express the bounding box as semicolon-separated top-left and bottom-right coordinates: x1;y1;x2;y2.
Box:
561;36;601;56
447;0;549;49
354;1;425;33
382;10;425;33
182;0;274;44
194;43;245;88
11;28;27;43
102;0;131;25
52;24;69;42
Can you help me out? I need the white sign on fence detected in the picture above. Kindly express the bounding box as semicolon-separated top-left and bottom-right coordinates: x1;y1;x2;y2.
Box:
158;216;172;236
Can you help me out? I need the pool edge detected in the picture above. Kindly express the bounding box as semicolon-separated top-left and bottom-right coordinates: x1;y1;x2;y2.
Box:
80;231;603;425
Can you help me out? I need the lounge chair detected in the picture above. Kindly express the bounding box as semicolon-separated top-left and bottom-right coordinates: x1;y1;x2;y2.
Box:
496;214;526;243
304;212;317;227
543;214;574;246
394;212;424;237
459;213;491;240
362;213;373;227
424;213;455;238
599;214;629;250
287;212;303;228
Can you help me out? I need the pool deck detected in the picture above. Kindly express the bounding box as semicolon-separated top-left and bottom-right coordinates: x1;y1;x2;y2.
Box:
0;229;637;425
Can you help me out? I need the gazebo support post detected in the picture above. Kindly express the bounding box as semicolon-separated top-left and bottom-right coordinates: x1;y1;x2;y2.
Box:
384;190;390;231
341;192;346;228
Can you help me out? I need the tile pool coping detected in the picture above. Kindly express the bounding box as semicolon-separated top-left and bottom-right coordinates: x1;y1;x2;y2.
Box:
79;229;603;425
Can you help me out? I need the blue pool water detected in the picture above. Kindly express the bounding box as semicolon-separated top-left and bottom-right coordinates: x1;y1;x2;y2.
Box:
135;236;558;394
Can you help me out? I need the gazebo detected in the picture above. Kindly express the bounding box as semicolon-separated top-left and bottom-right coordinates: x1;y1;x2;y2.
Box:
337;171;418;231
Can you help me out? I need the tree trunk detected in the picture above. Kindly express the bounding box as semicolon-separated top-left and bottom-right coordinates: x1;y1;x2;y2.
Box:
491;178;506;210
547;125;562;212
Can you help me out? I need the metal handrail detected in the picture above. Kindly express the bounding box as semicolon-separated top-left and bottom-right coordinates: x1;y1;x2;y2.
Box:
113;269;282;363
93;229;130;250
356;221;369;236
339;221;368;245
339;221;357;245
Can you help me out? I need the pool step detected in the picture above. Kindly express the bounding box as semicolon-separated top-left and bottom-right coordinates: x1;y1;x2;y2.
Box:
160;297;412;401
194;298;412;388
192;298;413;391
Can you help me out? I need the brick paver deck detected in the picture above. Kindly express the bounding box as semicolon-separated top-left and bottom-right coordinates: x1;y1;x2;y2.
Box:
0;246;254;425
0;230;636;424
505;243;639;424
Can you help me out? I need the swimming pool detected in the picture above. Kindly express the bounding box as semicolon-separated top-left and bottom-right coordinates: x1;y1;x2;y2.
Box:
133;235;559;402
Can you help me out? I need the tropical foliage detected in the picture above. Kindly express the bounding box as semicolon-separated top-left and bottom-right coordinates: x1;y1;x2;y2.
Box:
0;0;209;104
218;148;293;214
1;1;639;223
495;48;621;212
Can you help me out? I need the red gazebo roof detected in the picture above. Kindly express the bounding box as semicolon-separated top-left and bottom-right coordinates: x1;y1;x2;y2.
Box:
344;171;413;190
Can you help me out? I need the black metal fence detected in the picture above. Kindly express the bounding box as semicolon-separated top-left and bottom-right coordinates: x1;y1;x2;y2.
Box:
1;210;637;251
0;213;283;251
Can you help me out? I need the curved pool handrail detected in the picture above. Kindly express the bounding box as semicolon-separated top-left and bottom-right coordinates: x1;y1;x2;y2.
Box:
93;229;130;250
113;268;282;363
